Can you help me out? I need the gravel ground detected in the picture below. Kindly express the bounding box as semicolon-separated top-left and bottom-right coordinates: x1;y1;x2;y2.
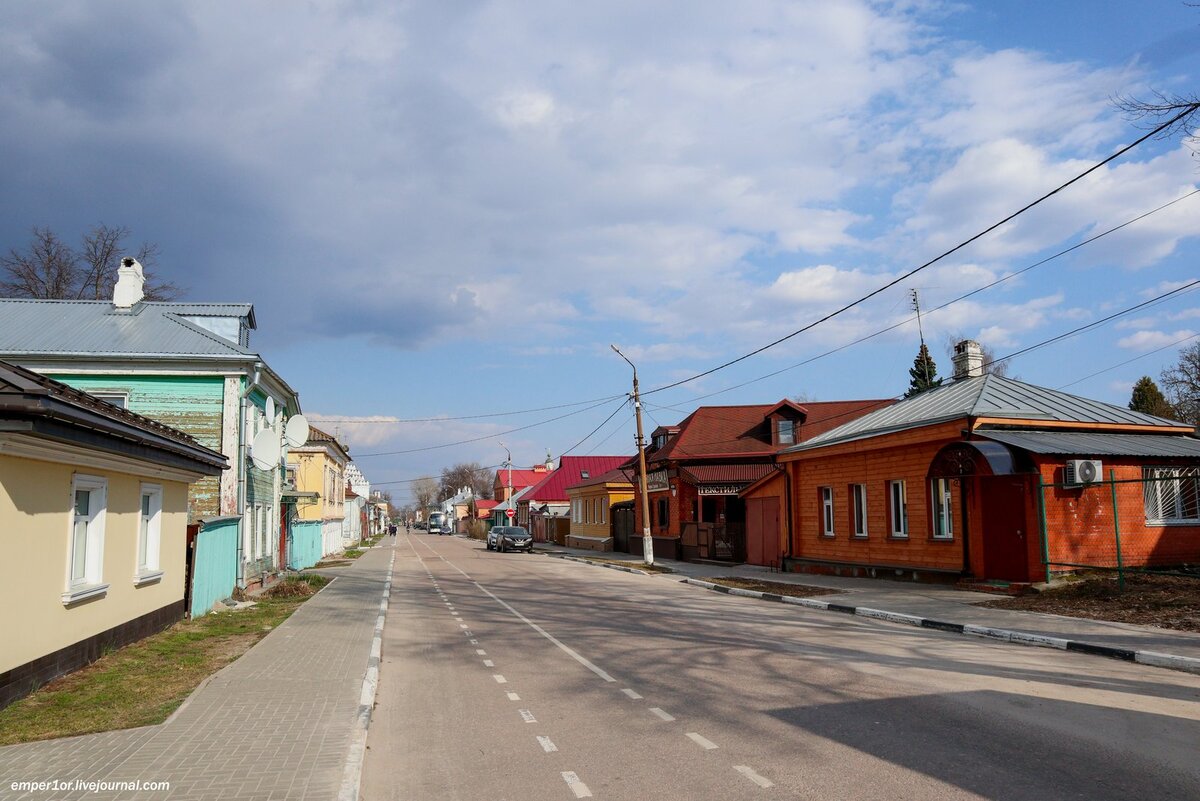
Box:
981;573;1200;633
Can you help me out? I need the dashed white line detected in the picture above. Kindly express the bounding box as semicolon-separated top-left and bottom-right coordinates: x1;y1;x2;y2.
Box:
493;675;508;684
476;649;487;655
562;772;592;798
537;736;558;753
519;709;537;723
649;707;675;722
483;659;495;667
734;766;774;788
621;689;643;699
506;692;521;701
686;732;719;750
459;623;469;629
469;639;479;645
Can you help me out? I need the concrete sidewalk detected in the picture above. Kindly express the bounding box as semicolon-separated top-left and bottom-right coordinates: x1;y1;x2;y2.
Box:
0;545;393;801
534;541;1200;669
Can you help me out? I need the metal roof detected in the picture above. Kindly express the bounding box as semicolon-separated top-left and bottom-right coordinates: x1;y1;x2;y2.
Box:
0;299;255;359
976;430;1200;458
786;374;1185;452
680;464;776;485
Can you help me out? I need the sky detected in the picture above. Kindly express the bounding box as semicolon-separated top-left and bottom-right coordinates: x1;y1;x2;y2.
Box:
2;1;1199;504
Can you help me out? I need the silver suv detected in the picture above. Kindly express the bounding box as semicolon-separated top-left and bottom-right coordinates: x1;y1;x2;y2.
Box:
487;526;532;553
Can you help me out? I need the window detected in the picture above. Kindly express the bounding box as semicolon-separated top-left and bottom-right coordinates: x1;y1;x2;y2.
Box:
931;478;954;539
888;480;908;538
777;419;796;445
851;484;867;538
572;499;579;523
136;484;163;584
65;475;108;603
600;501;606;525
92;392;127;409
820;487;834;536
656;497;669;529
1144;466;1200;523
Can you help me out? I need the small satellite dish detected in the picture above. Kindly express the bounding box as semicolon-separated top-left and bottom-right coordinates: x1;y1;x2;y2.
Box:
264;396;276;421
284;414;309;448
251;428;277;471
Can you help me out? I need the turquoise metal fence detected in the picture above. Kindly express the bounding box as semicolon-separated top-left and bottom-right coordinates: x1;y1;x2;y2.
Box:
289;520;323;570
190;517;240;617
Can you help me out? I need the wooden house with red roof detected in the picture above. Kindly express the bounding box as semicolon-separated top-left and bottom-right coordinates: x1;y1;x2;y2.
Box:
633;397;891;565
493;458;552;501
518;456;630;543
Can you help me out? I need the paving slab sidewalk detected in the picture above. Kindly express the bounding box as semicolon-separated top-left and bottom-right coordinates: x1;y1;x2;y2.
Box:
0;546;392;801
534;541;1200;665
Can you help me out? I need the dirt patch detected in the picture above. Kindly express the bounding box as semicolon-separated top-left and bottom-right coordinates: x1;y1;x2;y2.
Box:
574;556;674;574
709;577;842;598
314;559;352;568
981;573;1200;633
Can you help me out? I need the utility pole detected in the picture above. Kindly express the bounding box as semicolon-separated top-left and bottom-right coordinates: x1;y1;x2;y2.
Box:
499;441;513;523
911;288;931;387
611;345;654;566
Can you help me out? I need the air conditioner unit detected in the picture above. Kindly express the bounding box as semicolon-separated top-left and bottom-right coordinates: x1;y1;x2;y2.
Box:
1064;459;1103;487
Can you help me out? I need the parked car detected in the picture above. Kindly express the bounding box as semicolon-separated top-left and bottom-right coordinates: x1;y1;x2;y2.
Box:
440;521;453;535
488;525;532;553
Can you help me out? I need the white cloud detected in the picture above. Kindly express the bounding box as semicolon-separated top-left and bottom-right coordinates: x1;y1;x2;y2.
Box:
1117;329;1196;350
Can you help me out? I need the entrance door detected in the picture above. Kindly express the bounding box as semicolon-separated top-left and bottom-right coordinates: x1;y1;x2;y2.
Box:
745;497;779;567
981;477;1030;582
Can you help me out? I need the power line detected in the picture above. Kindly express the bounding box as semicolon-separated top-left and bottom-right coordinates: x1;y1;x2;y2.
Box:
558;397;631;457
641;103;1200;397
1057;332;1200;390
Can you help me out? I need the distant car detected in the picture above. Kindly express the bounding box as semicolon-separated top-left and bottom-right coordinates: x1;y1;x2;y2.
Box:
414;521;426;530
440;522;453;535
488;525;532;553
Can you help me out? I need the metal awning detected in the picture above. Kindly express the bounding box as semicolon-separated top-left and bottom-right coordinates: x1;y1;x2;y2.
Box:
976;430;1200;458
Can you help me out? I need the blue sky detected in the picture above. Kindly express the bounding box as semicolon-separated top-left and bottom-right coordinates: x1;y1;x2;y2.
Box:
1;1;1198;503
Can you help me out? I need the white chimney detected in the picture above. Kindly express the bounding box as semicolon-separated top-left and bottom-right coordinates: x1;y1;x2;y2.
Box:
952;339;984;379
112;257;145;309
545;451;554;471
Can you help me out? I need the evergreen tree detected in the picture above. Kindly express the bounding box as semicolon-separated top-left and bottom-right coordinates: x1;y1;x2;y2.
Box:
905;343;942;398
1128;376;1176;420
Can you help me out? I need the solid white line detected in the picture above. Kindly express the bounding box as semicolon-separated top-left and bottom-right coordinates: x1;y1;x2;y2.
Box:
474;583;616;682
537;736;558;753
506;692;521;701
621;688;643;699
483;659;495;667
562;772;592;798
734;766;774;788
686;732;719;750
649;707;675;721
520;709;537;723
493;674;508;684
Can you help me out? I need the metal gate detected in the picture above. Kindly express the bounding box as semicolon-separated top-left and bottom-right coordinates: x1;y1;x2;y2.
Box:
611;502;635;552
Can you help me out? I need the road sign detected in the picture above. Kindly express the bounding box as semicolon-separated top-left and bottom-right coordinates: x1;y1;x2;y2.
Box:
505;508;515;519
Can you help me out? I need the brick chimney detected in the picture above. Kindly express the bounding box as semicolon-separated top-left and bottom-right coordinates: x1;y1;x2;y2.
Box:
952;339;984;379
112;257;145;309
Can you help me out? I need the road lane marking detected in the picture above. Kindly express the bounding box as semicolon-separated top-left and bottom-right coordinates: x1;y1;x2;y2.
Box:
537;736;558;753
562;772;592;798
649;707;675;721
483;659;495;667
470;639;479;645
506;692;521;701
463;630;473;636
493;675;508;684
686;732;719;750
459;623;469;629
734;766;774;788
520;709;537;723
474;583;616;683
476;649;487;655
621;689;643;699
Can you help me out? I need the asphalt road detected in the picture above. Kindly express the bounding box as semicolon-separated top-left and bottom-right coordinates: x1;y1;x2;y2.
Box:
361;533;1200;800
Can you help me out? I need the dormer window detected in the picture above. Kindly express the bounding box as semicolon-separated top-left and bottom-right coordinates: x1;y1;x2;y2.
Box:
777;419;796;445
653;434;666;449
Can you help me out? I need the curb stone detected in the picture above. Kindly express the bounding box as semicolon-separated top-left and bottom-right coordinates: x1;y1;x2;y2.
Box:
546;553;669;576
680;577;1200;677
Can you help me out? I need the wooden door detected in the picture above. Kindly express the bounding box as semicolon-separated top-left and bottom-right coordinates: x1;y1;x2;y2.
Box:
981;477;1030;582
744;497;779;567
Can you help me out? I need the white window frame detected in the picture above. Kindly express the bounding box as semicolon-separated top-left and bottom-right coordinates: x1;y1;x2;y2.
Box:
135;483;165;586
851;484;868;538
889;480;908;539
600;500;606;525
64;474;109;604
1144;466;1200;524
931;478;954;540
777;419;796;445
820;486;834;537
91;392;129;409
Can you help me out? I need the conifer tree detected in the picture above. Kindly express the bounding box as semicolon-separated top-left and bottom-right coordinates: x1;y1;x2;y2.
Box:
1129;376;1177;420
905;343;942;398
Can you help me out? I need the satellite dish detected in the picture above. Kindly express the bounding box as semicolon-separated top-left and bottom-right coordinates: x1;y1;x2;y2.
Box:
264;396;276;421
284;414;309;448
251;428;277;471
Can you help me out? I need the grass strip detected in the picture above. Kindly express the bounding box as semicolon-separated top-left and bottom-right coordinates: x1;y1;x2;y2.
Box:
0;575;329;746
706;576;842;598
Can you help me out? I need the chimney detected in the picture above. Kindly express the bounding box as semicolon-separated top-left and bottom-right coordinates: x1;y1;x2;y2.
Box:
112;257;145;309
545;451;554;471
952;339;984;380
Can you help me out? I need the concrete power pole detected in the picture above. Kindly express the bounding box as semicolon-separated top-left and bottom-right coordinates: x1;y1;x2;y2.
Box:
611;345;654;566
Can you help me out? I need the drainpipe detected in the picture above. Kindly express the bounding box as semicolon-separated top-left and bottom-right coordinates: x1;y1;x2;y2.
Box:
780;462;794;571
236;362;263;588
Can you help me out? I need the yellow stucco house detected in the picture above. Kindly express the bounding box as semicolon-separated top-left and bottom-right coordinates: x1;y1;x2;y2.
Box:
0;361;227;709
565;467;634;551
287;425;350;557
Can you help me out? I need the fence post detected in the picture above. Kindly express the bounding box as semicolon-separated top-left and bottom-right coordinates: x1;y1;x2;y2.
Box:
1037;476;1050;581
1109;469;1124;592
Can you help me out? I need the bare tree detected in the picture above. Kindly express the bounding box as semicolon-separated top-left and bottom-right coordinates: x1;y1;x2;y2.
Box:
439;461;494;500
412;476;439;513
1161;342;1200;426
1;224;183;300
1113;91;1200;151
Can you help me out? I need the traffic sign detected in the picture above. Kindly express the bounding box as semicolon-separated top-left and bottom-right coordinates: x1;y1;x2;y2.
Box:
505;508;516;519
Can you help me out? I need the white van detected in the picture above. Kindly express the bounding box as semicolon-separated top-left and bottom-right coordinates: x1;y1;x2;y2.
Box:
427;512;445;534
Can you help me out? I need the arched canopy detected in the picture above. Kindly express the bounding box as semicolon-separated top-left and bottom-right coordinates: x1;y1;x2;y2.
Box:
928;440;1027;478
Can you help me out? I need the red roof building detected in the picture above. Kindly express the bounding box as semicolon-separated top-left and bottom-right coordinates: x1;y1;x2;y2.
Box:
493;463;552;501
515;456;630;542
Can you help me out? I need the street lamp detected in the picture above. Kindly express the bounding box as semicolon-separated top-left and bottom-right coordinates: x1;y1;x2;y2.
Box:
499;441;513;523
611;345;654;566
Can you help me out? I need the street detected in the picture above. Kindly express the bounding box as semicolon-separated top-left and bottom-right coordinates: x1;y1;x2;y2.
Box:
361;534;1200;800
